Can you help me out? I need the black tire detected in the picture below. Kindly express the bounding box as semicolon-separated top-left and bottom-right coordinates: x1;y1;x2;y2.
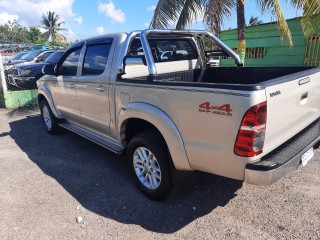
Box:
39;99;59;134
127;131;172;201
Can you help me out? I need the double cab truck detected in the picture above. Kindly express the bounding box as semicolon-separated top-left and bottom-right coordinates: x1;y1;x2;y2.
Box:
37;30;320;200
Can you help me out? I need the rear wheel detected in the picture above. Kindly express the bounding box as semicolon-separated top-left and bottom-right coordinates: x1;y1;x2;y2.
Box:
40;99;59;134
127;131;172;201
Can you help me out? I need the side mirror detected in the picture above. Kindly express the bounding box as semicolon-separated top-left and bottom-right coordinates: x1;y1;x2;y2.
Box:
42;64;55;75
122;55;147;74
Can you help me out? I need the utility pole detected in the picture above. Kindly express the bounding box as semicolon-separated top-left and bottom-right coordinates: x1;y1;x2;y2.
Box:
0;52;7;92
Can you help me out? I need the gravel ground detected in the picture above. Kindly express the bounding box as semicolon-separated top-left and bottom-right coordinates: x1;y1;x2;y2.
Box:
0;106;319;240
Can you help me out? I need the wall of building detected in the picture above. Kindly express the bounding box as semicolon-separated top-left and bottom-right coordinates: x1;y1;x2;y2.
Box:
219;19;306;67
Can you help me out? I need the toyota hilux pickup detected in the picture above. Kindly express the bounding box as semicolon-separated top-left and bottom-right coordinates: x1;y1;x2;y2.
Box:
37;30;320;200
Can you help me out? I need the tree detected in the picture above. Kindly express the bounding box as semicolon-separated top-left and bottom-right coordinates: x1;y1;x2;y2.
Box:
0;21;45;44
247;16;263;26
150;0;320;63
39;11;67;42
291;0;320;36
29;26;42;43
0;20;35;43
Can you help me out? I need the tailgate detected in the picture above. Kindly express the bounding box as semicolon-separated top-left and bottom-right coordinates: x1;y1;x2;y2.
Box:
263;69;320;155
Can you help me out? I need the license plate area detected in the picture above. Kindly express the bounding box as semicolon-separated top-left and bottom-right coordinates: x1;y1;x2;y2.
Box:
301;147;314;166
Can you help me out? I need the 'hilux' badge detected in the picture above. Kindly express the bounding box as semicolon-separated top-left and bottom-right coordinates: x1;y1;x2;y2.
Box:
299;78;310;85
270;91;281;98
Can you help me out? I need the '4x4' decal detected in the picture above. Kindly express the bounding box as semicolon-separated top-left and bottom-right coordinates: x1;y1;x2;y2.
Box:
199;102;232;116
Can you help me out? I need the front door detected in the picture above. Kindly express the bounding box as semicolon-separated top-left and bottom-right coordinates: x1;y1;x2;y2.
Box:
51;47;82;121
75;40;114;135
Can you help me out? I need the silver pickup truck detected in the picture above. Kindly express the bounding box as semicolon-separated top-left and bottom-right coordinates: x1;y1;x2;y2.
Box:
37;30;320;200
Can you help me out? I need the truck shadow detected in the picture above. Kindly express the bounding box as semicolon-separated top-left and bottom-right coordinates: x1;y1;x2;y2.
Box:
8;114;242;233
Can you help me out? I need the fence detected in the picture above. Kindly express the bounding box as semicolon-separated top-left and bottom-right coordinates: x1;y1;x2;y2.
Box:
0;33;88;108
304;34;320;66
0;57;39;108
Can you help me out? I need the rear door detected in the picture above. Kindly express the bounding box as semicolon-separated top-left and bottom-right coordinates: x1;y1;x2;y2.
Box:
74;38;114;135
263;70;320;154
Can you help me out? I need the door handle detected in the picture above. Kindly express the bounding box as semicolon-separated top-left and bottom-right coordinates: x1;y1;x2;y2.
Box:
97;86;108;92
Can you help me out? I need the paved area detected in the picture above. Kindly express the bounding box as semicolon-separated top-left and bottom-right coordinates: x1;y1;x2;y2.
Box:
0;106;319;240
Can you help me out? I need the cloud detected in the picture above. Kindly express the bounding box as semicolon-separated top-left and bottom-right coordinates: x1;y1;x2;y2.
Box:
68;29;75;35
64;28;79;42
74;16;83;25
147;5;156;12
0;12;19;24
96;26;104;35
0;0;76;26
98;0;126;23
144;22;149;28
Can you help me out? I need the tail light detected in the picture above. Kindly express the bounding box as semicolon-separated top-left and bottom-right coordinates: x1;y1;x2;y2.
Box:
234;101;267;157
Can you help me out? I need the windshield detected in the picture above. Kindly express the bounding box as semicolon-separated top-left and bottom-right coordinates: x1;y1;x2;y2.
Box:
21;50;42;61
45;51;65;64
11;52;29;60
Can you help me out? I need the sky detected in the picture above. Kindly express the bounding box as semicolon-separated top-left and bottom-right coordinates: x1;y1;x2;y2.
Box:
0;0;302;40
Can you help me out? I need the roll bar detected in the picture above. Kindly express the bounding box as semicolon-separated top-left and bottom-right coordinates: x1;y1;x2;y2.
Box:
118;29;243;75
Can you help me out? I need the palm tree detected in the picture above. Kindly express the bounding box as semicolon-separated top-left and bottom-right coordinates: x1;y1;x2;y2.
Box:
291;0;320;35
39;11;66;42
247;16;263;26
150;0;319;63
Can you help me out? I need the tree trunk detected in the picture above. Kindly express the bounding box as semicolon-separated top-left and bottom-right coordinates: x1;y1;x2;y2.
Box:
237;0;246;64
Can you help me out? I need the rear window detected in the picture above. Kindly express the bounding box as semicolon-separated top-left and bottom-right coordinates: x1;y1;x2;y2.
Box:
129;39;198;63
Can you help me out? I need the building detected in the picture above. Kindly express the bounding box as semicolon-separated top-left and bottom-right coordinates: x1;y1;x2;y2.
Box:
219;18;320;67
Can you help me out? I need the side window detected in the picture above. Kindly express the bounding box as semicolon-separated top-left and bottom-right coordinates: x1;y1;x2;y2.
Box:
82;43;111;76
38;51;53;60
59;48;82;76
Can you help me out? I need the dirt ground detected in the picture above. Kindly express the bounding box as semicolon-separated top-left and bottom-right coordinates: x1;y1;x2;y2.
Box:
0;106;319;240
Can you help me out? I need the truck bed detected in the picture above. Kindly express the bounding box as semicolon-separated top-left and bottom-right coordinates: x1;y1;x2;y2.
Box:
201;66;317;85
121;66;319;91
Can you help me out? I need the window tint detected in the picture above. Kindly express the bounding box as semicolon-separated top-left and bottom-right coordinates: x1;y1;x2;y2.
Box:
82;43;111;75
129;39;198;63
12;52;28;60
21;50;42;61
60;48;81;76
38;51;53;60
45;51;65;64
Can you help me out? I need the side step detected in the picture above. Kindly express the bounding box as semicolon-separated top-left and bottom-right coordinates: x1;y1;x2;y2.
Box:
59;121;125;155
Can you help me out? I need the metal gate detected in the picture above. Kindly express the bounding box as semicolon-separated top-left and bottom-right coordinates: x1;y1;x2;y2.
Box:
304;34;320;66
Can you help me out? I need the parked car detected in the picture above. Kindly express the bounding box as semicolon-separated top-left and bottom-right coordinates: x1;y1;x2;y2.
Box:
2;51;29;64
4;49;55;70
6;50;65;90
38;30;320;200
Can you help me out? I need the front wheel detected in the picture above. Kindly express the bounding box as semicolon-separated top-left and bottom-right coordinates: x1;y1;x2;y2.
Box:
39;99;59;134
127;131;172;201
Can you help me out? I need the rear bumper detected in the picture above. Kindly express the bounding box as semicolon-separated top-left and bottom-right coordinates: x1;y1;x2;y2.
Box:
245;118;320;186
